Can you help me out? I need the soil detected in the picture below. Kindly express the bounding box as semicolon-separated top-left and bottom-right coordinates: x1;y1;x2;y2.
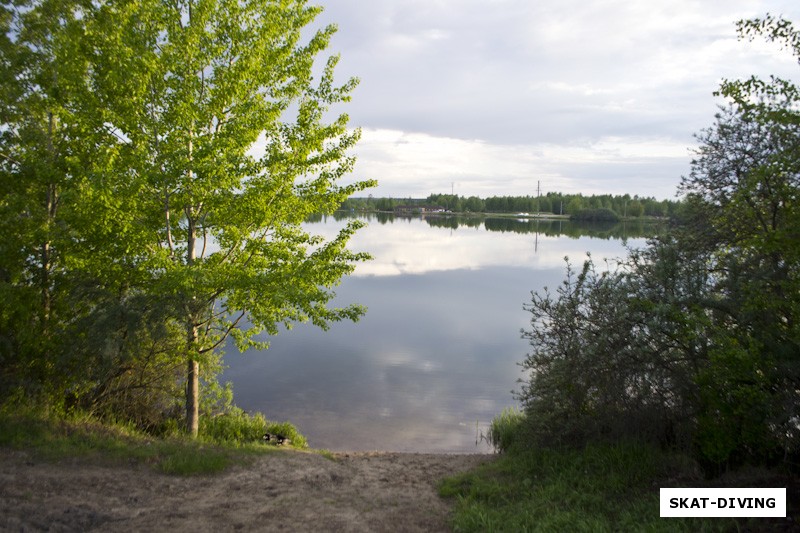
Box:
0;448;491;532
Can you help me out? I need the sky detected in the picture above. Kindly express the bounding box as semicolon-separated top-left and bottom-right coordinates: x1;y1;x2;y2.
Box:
307;0;800;201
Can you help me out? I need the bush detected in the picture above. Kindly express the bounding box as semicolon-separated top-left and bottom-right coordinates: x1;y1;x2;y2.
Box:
518;244;708;452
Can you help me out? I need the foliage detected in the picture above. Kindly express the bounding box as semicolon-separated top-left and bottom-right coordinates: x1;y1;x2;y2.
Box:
0;406;271;475
0;0;373;435
519;246;707;451
200;408;268;444
515;15;800;470
569;207;620;222
340;193;680;218
263;420;308;449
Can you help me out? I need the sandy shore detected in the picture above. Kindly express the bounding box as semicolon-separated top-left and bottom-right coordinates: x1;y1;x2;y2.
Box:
0;448;491;532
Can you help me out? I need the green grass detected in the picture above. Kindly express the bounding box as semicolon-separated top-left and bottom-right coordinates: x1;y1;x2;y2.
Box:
440;442;746;532
315;448;338;461
486;406;525;452
0;409;282;476
200;408;309;449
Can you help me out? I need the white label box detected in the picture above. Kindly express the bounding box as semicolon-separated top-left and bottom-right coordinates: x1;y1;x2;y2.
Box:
660;488;786;517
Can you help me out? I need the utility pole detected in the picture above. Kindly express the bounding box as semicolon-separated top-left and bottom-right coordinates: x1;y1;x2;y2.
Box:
536;180;541;217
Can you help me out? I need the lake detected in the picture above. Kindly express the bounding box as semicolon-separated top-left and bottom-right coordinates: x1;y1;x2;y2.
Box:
221;214;653;453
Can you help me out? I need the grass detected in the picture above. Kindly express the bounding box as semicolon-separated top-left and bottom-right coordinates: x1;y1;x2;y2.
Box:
439;441;781;532
2;406;791;530
200;408;309;449
0;408;291;476
485;406;525;452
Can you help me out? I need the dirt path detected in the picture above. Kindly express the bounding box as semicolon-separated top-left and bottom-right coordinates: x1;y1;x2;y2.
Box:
0;448;491;532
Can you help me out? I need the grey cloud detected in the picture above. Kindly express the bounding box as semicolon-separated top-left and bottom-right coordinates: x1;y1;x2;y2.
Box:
312;0;800;197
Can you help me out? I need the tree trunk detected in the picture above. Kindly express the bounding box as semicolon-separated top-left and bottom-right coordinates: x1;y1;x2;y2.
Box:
185;209;199;437
41;112;57;331
186;326;199;437
184;120;199;437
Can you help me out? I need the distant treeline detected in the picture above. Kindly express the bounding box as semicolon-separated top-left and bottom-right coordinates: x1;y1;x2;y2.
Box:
341;192;681;218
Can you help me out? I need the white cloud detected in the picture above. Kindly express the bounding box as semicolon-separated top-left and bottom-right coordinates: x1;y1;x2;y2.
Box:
313;0;800;199
350;128;690;199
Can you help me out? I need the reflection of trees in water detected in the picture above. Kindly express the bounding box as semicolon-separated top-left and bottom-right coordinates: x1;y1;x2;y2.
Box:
319;211;665;239
425;216;483;230
481;217;662;240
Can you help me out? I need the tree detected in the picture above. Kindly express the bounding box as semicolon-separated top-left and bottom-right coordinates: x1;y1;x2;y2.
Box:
519;15;800;467
678;16;800;462
564;196;583;214
464;195;484;212
101;0;373;436
678;109;800;464
0;0;100;401
375;197;394;211
626;199;643;218
2;0;375;435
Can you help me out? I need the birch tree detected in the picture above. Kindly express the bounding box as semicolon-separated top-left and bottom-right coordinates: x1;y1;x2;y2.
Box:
79;0;374;435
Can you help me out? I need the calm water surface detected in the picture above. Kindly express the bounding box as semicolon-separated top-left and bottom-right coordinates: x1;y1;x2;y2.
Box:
221;215;649;453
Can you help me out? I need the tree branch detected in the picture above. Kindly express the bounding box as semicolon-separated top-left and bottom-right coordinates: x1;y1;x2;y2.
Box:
198;310;246;354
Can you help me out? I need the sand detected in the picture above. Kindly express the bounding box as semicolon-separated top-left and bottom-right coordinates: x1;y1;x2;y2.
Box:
0;448;491;532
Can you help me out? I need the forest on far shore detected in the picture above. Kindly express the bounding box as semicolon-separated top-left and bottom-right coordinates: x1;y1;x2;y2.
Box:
341;192;680;218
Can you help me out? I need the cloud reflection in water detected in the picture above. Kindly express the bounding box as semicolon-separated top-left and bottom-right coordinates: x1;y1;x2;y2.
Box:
312;214;648;276
221;216;645;452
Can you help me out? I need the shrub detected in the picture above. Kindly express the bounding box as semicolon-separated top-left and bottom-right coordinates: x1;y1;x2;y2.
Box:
518;246;706;451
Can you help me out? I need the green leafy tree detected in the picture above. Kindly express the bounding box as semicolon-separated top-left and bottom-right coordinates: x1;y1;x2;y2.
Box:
464;195;484;212
520;241;712;449
626;199;643;218
1;0;374;434
564;196;583;214
679;14;800;462
375;197;395;211
519;15;800;467
82;0;375;436
0;0;101;401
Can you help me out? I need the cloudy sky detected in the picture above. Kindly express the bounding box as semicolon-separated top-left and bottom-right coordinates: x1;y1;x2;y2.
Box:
308;0;800;200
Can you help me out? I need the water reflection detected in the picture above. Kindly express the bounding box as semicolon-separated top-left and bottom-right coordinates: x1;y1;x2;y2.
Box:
306;213;649;277
313;211;664;240
222;215;647;452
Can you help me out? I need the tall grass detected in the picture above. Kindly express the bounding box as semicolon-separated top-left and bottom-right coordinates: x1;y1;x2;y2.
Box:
486;406;525;452
0;405;308;476
449;406;796;530
200;407;308;448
